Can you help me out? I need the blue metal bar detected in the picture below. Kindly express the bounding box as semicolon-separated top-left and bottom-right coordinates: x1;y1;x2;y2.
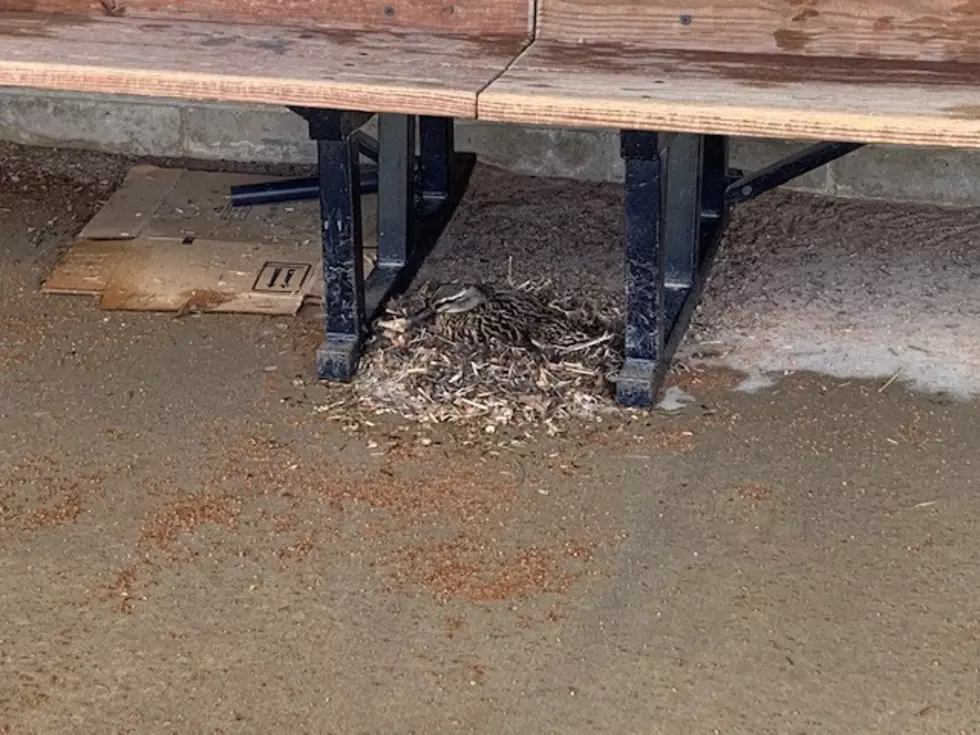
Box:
229;165;378;207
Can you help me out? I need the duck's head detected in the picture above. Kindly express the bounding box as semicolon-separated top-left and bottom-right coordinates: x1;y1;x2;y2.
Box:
410;283;490;326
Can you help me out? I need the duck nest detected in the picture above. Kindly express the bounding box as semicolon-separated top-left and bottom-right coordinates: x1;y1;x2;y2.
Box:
318;278;629;433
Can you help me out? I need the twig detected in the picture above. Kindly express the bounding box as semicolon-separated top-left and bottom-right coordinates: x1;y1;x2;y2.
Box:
878;368;903;393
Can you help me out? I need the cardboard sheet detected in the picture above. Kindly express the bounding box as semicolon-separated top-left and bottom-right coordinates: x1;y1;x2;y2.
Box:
44;165;378;315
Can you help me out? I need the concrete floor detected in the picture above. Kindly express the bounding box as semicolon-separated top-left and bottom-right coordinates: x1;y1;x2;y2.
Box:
1;142;979;735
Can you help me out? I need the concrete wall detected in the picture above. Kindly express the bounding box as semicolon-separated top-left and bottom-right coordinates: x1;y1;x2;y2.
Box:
3;88;980;207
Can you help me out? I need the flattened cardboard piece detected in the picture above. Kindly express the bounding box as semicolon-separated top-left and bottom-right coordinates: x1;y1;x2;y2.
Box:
97;237;376;315
77;165;182;240
41;240;130;295
137;167;379;248
99;237;305;315
46;165;379;313
143;170;318;244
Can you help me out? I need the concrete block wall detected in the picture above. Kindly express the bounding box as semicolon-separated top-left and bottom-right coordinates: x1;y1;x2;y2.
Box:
2;88;979;207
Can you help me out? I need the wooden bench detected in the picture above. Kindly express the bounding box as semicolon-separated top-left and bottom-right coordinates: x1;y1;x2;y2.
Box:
3;0;980;407
477;0;980;405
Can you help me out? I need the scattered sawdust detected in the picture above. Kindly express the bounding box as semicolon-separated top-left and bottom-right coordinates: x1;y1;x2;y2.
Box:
2;674;49;713
0;457;104;532
23;492;82;530
331;463;517;525
563;540;596;561
736;483;772;501
213;432;517;527
391;535;581;603
139;493;241;553
104;567;139;613
468;664;487;684
647;428;696;452
271;513;299;533
665;364;744;394
90;425;606;610
103;491;244;611
276;535;316;561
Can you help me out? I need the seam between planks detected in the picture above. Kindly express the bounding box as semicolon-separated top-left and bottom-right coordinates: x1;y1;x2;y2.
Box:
474;37;539;120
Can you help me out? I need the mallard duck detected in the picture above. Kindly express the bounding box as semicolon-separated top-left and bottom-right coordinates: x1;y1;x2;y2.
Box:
410;282;606;350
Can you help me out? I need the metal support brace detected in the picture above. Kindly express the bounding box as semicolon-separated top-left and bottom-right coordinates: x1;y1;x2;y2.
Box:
699;134;730;255
725;141;863;204
229;130;380;208
617;131;730;407
664;132;702;290
420;115;454;210
376;113;415;268
364;112;417;313
228;166;378;208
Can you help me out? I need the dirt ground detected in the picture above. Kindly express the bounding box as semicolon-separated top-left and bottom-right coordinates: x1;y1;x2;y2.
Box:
1;141;979;735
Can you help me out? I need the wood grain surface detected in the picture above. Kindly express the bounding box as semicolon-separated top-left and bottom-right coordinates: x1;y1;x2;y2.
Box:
0;12;528;117
537;0;980;63
478;41;980;147
0;0;533;37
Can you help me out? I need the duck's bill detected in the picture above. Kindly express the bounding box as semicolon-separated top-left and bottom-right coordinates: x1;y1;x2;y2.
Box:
409;306;435;327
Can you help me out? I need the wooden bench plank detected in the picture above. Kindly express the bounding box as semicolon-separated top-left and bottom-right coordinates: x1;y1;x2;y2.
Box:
478;41;980;148
9;0;534;37
0;12;528;118
538;0;980;63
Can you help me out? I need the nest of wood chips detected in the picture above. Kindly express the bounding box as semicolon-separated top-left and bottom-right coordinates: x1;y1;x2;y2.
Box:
317;278;627;432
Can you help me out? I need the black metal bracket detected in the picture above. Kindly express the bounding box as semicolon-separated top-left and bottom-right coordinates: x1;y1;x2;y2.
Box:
725;141;864;204
290;108;473;383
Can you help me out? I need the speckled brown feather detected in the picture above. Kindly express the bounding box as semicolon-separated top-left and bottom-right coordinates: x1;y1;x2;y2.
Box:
431;283;597;349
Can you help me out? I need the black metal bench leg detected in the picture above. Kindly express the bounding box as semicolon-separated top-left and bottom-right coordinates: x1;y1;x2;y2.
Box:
292;108;366;381
286;109;474;386
618;130;666;407
617;131;731;407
